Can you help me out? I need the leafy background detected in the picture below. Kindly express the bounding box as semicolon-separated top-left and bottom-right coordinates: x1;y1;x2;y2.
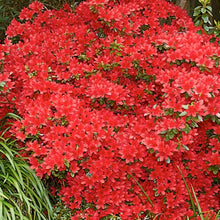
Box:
0;0;84;42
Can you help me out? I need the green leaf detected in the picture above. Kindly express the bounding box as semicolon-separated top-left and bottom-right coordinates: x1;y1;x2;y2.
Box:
183;123;191;134
207;165;219;175
197;29;203;35
207;10;213;16
183;145;189;151
206;6;212;11
191;120;198;128
201;8;206;13
195;19;202;26
179;111;187;117
160;130;167;135
165;157;170;164
194;6;202;11
165;130;176;141
182;105;188;110
202;14;210;23
169;131;175;139
210;37;216;42
193;10;201;17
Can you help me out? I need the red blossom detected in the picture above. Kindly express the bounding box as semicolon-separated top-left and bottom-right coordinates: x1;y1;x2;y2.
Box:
1;0;219;218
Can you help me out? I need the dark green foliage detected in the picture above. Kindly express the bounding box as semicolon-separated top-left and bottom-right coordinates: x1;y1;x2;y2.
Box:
0;0;84;42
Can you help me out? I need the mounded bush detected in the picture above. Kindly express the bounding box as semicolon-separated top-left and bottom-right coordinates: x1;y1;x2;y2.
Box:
0;0;219;218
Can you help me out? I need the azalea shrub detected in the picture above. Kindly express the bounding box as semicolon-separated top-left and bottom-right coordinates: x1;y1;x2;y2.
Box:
0;0;219;219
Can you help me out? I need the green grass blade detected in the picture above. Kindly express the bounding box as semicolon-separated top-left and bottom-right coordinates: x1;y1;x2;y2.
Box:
0;126;11;137
0;113;22;122
191;184;204;220
8;162;24;190
177;166;197;219
0;142;16;170
128;172;154;207
205;213;214;220
0;160;6;175
6;113;22;120
0;197;2;219
0;192;8;200
20;164;53;214
10;206;16;220
2;200;23;219
214;210;220;220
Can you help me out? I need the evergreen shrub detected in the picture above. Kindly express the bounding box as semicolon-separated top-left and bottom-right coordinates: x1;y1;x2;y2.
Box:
0;0;219;218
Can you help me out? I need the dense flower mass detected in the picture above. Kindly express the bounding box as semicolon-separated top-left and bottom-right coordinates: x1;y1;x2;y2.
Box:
0;0;220;218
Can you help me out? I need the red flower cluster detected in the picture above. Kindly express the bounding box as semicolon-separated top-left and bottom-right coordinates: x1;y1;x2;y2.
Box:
0;0;219;218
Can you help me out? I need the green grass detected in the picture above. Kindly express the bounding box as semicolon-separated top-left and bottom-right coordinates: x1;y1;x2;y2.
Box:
177;166;220;220
0;113;54;219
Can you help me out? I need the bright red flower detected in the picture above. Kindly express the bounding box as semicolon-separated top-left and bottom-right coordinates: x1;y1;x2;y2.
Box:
1;0;219;218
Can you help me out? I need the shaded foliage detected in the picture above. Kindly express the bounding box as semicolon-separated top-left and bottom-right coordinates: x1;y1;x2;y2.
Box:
0;0;84;42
